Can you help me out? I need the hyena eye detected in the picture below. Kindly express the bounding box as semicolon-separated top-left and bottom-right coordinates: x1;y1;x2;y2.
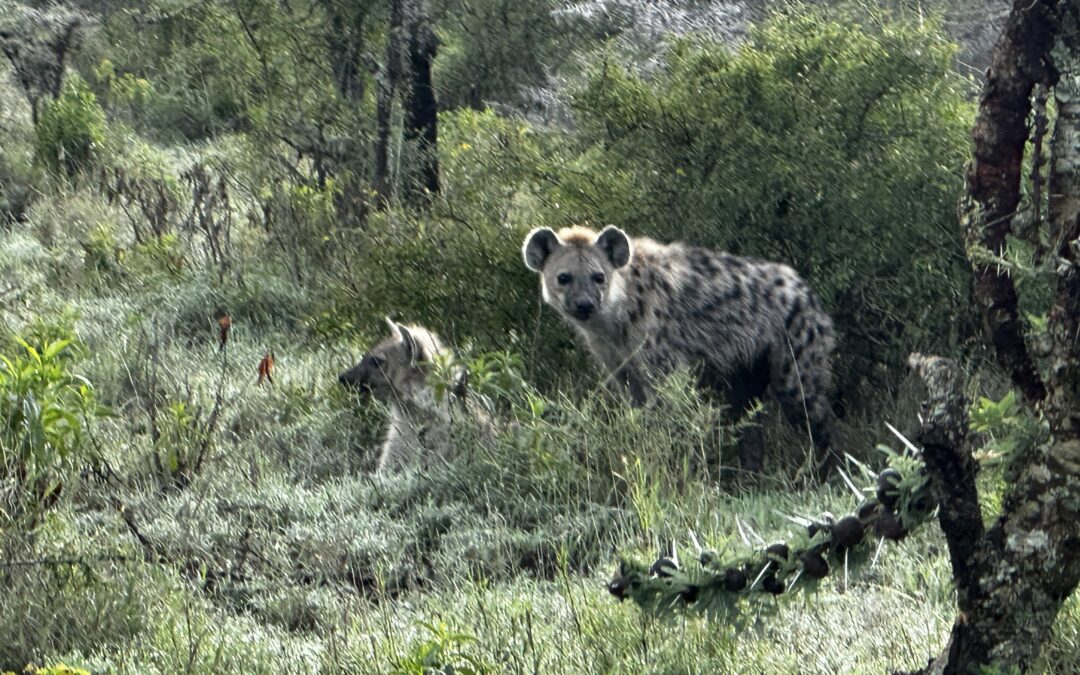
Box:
557;272;572;286
365;355;386;369
591;272;606;284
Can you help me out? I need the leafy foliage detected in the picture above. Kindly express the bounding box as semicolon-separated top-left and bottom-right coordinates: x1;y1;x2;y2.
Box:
4;1;1077;673
0;330;98;532
561;12;976;395
393;621;491;675
33;75;105;177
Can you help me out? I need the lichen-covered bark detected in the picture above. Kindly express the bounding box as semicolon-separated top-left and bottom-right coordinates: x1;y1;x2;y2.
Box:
957;0;1056;405
907;355;982;604
910;7;1080;673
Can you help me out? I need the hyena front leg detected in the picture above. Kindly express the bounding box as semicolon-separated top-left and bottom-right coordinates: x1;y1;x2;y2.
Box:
723;353;772;476
617;366;655;407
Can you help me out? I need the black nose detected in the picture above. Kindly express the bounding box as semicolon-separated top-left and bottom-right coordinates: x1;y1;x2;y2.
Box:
572;300;595;319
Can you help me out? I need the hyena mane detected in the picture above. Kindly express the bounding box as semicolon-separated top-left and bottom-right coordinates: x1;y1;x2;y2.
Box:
522;225;837;473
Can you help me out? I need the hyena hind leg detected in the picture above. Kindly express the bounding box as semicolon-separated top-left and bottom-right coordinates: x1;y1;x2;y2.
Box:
771;355;838;475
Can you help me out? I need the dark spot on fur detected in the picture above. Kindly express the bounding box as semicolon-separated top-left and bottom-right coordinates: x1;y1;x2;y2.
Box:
784;299;803;330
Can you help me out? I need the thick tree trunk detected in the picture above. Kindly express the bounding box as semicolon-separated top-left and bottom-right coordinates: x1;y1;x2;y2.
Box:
909;4;1080;673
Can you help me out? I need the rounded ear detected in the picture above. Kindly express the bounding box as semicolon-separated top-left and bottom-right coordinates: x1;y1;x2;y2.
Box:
522;228;561;273
596;226;632;268
385;316;400;338
396;324;422;365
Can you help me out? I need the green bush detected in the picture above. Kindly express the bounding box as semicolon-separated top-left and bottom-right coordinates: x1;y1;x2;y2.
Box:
559;11;976;398
0;331;98;533
0;152;34;224
316;109;587;387
33;76;107;178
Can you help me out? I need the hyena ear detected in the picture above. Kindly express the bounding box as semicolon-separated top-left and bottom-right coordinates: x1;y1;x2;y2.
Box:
596;226;632;268
385;316;400;337
451;367;469;401
522;228;561;272
396;324;422;365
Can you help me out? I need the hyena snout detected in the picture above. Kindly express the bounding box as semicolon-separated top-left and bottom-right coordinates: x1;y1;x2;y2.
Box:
338;357;381;395
569;297;596;320
337;366;368;391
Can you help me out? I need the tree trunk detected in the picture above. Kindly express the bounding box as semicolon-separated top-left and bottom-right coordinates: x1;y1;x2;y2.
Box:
322;0;369;103
372;0;405;207
909;3;1080;672
956;0;1056;405
400;0;440;204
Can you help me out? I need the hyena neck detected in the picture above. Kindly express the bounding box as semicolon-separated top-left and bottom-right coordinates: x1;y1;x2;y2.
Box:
388;397;449;448
584;263;643;341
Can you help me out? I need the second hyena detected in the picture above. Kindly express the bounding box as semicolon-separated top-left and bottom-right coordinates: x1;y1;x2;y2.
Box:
338;319;464;473
522;225;837;473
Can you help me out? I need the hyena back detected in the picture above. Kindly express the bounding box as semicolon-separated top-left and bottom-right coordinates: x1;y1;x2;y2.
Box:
338;318;460;473
522;225;837;472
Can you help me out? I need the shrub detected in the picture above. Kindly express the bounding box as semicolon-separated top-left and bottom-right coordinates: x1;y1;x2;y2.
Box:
318;109;587;387
33;76;107;178
560;10;976;398
0;330;98;533
0;152;34;224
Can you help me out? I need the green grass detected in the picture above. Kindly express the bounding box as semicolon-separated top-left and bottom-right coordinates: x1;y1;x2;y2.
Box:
1;82;1077;675
2;200;1079;674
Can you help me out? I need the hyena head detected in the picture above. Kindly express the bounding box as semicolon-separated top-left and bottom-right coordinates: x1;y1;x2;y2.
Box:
522;225;632;322
338;318;444;405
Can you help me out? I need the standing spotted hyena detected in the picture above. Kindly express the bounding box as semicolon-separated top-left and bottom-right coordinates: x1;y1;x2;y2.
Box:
338;319;463;473
522;225;837;473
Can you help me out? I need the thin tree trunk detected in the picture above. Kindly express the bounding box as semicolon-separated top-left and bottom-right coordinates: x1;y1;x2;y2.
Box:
401;0;440;203
322;0;369;103
373;0;405;207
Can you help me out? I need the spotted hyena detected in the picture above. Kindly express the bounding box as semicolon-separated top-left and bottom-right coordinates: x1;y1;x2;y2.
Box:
338;319;470;473
522;225;837;473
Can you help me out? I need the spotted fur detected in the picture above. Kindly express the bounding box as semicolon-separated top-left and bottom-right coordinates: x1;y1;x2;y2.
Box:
523;225;837;471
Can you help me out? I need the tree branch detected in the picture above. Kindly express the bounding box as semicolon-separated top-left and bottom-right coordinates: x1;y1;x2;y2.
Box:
907;354;983;602
958;0;1058;404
